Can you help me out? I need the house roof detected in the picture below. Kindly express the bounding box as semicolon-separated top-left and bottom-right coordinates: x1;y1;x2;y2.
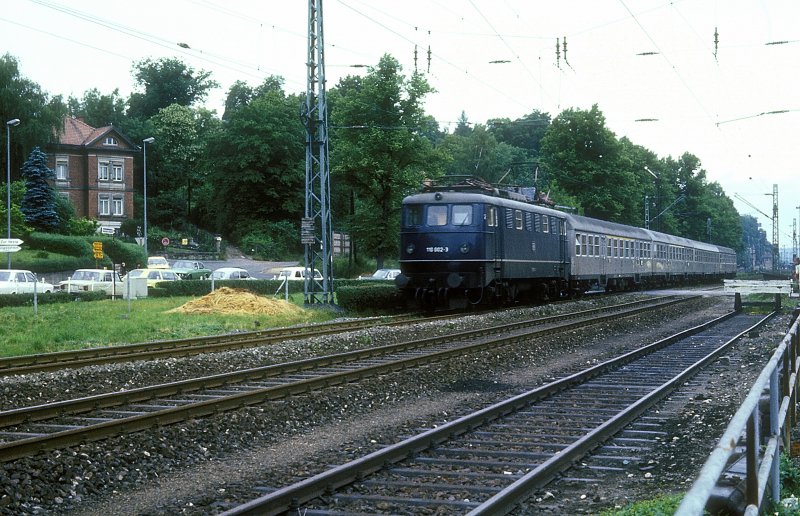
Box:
60;117;103;145
57;117;137;150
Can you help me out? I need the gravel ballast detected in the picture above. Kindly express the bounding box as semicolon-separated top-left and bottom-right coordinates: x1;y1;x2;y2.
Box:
0;293;791;515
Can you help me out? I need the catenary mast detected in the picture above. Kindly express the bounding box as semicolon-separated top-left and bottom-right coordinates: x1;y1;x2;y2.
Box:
302;0;334;304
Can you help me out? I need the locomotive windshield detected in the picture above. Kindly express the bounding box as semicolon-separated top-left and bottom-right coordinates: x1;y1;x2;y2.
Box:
403;203;476;227
452;205;472;225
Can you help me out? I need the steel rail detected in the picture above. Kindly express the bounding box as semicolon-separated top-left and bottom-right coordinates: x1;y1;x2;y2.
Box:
220;311;771;516
0;296;690;463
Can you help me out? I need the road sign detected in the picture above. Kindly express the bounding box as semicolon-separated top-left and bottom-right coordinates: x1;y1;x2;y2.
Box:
92;241;103;251
100;226;115;235
161;237;170;246
0;245;21;253
0;238;23;246
93;251;104;260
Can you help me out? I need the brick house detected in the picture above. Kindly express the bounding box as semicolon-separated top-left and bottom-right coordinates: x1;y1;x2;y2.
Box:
47;117;139;232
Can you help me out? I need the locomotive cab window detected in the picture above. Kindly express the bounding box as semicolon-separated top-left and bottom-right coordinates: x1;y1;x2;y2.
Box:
405;205;423;227
542;215;550;233
452;205;473;225
427;205;448;226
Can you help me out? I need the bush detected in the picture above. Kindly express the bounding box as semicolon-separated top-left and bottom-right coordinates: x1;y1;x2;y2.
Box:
237;221;301;261
335;284;400;312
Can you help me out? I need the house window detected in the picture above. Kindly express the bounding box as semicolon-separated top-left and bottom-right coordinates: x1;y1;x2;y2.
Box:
56;159;68;180
112;196;124;216
103;136;118;146
99;160;123;181
98;194;110;215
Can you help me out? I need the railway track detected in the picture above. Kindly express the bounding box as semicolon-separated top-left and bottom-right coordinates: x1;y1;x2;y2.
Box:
219;309;771;515
0;296;689;463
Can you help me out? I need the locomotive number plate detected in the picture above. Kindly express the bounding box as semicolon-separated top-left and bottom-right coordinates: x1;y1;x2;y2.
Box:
426;246;449;253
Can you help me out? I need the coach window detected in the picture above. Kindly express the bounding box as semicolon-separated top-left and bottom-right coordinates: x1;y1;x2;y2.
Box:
486;206;498;227
514;210;523;230
581;234;587;255
594;236;600;256
542;215;550;233
427;205;448;226
575;234;582;255
453;205;473;225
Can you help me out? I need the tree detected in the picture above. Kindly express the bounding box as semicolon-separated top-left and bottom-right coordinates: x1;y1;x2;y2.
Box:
487;110;551;157
0;53;68;182
440;125;528;184
203;76;305;238
20;147;59;231
330;54;446;267
128;57;219;119
68;88;127;127
540;105;634;221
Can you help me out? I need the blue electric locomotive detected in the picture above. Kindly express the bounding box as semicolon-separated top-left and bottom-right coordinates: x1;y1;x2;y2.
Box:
396;179;736;309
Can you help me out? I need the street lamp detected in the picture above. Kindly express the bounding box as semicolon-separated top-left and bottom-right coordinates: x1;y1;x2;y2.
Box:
6;118;20;268
142;137;155;257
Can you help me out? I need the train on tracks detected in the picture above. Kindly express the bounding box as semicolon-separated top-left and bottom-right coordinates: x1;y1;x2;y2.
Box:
396;177;736;309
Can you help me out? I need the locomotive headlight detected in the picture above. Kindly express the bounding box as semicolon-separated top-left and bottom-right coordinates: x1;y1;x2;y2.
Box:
460;243;470;254
406;243;416;254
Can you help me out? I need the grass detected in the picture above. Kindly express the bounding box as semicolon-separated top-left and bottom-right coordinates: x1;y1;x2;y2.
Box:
599;494;683;515
0;295;340;358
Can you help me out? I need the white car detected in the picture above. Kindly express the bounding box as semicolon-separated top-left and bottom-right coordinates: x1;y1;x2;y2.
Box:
0;269;55;294
59;269;122;295
211;267;256;280
359;268;401;280
277;267;323;281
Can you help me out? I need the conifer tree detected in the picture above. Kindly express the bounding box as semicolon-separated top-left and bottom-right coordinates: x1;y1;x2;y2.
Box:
20;146;59;231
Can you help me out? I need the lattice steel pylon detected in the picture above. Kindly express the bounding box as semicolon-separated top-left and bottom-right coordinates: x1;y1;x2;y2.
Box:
301;0;334;304
771;184;779;270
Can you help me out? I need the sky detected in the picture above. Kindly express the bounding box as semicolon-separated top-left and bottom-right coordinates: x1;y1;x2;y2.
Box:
2;0;799;253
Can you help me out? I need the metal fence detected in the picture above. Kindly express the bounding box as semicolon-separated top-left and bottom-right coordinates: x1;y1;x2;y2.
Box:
677;310;800;514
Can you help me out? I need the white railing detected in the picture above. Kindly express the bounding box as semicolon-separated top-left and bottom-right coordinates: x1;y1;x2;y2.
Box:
677;312;800;514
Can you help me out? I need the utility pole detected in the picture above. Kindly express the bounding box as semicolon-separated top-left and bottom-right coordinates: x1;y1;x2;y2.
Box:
302;0;334;304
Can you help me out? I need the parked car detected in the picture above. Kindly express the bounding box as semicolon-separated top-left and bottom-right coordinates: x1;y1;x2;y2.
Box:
146;256;170;269
124;268;181;288
59;269;122;295
170;260;212;280
359;268;401;281
211;267;255;280
0;269;54;294
278;267;323;281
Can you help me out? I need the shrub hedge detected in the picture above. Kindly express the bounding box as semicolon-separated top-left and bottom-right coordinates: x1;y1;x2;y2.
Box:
26;233;92;257
15;233;147;272
0;290;106;308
